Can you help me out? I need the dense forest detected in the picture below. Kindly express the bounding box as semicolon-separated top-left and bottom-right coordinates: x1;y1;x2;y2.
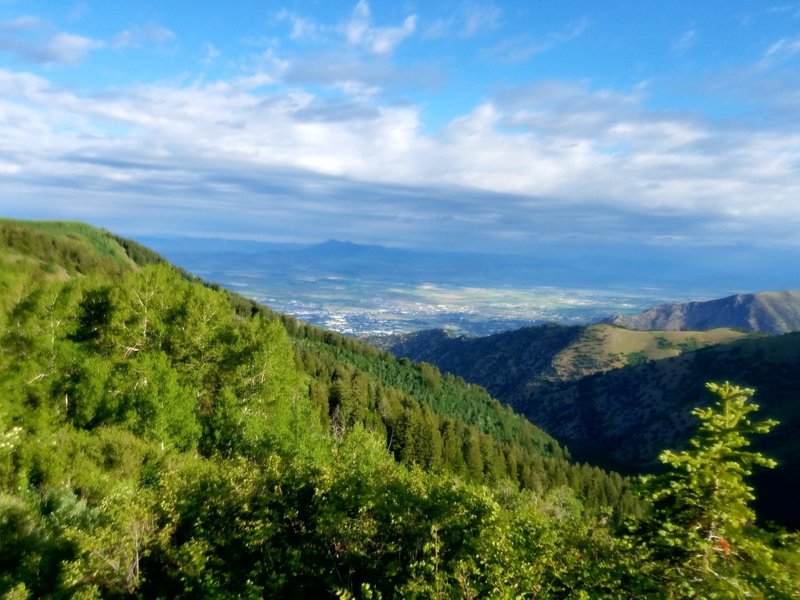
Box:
385;321;800;528
0;220;798;598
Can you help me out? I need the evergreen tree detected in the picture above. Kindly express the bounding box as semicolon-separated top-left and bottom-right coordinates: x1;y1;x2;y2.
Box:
638;382;794;598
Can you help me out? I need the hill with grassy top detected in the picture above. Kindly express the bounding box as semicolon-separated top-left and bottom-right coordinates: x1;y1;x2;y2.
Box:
522;332;800;527
386;323;752;399
388;320;800;527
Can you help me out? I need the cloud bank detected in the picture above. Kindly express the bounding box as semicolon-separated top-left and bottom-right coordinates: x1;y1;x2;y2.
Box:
0;2;798;257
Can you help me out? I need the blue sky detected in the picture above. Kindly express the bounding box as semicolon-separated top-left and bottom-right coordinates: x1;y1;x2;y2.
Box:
1;1;800;260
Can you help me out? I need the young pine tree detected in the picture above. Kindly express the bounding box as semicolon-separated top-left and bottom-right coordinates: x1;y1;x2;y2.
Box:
638;382;795;598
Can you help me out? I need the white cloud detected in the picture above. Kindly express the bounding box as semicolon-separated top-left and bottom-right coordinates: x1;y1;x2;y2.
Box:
484;35;550;62
0;16;101;64
766;3;800;17
345;1;416;55
765;35;800;58
463;4;502;36
1;60;800;250
277;4;414;53
672;29;696;55
46;32;100;63
425;4;501;39
204;43;220;64
486;17;590;62
0;16;174;65
276;9;323;41
0;15;41;31
110;23;175;48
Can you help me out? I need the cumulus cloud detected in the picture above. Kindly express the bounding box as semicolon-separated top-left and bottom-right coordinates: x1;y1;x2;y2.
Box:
1;59;800;254
273;3;429;94
0;16;100;64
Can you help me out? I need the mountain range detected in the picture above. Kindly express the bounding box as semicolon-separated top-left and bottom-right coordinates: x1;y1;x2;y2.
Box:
9;219;796;528
138;235;698;336
605;291;800;334
384;303;800;526
1;218;797;597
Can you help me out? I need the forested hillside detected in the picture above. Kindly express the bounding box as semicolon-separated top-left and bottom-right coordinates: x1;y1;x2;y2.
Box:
0;220;633;509
0;219;797;598
515;334;800;528
386;320;800;528
385;323;750;402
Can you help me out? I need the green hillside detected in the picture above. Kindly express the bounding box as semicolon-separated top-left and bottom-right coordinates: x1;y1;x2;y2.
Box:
517;333;800;528
555;324;752;376
387;323;751;398
0;219;796;598
1;219;629;506
0;218;134;272
387;321;798;527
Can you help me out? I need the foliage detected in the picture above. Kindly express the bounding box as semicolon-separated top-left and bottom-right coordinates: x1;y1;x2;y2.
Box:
627;350;648;366
514;331;800;527
0;220;796;598
634;382;796;598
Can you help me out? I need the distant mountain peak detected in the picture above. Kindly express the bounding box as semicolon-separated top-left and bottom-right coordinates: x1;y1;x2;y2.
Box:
317;239;357;247
605;290;800;334
307;239;386;252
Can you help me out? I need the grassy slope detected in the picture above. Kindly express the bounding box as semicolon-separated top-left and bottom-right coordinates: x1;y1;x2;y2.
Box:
388;323;752;399
754;291;800;332
0;218;135;268
0;220;136;325
552;324;751;379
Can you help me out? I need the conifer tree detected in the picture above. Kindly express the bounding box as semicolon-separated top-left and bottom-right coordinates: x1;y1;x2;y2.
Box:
638;382;794;598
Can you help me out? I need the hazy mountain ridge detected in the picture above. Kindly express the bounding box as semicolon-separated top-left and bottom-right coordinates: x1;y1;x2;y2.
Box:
140;235;687;336
605;290;800;334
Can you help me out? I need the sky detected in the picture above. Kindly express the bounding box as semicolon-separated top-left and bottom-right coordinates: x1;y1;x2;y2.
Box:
1;1;800;262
